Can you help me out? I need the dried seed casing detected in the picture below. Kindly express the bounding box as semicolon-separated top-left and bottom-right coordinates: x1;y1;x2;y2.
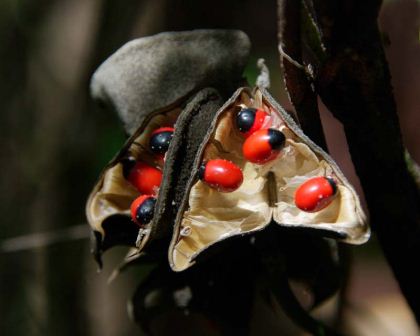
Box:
90;30;251;136
86;89;224;266
85;102;182;266
169;87;369;272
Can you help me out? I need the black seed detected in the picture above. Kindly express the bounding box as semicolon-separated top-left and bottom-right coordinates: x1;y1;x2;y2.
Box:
198;162;207;180
326;177;338;195
136;197;156;225
149;131;173;154
122;157;136;179
267;129;286;150
236;108;256;133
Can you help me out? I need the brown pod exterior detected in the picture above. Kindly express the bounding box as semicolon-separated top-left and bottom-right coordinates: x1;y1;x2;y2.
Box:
138;89;225;253
90;30;250;136
168;87;370;272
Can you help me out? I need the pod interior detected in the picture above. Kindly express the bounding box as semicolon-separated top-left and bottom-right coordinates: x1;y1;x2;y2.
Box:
170;88;369;271
86;106;181;257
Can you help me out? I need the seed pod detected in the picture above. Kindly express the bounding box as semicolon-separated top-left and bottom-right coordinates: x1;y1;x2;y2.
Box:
86;102;181;266
86;30;250;267
168;87;369;271
86;89;224;266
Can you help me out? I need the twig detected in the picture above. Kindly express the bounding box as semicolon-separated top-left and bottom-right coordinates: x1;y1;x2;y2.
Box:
311;0;420;322
277;0;328;151
278;44;310;74
257;228;343;336
0;225;89;253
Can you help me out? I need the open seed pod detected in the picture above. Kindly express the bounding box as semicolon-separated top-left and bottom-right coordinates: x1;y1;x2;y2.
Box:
86;89;223;266
169;87;370;271
86;29;251;266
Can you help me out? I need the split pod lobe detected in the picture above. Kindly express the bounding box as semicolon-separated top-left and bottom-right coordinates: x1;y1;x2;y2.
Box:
168;87;369;271
85;89;224;265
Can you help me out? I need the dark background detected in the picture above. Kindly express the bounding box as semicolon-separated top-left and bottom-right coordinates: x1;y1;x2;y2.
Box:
0;0;418;335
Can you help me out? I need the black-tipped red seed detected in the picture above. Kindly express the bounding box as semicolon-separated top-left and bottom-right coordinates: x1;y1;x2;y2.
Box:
294;176;338;212
149;127;174;155
198;159;243;192
243;128;286;164
130;195;156;226
236;107;269;138
198;162;206;181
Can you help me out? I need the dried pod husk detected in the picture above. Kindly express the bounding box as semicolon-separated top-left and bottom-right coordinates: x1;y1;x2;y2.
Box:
169;87;370;271
131;238;258;334
91;29;250;135
86;89;224;266
271;229;343;309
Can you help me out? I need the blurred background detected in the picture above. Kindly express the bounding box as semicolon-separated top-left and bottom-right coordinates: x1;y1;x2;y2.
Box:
0;0;419;335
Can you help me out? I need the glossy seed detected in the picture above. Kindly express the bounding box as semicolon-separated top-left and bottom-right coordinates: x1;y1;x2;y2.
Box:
130;195;157;226
242;128;285;164
126;161;162;195
198;159;243;192
236;107;269;138
295;176;338;212
149;127;174;155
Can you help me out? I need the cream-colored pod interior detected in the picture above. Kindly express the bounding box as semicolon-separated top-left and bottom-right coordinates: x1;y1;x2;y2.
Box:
170;88;369;271
86;107;181;251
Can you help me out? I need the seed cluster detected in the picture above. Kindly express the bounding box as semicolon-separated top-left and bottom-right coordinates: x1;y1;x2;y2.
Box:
198;106;338;212
127;127;175;226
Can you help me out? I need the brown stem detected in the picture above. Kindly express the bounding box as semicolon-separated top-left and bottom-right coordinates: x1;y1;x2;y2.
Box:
311;0;420;323
277;0;328;150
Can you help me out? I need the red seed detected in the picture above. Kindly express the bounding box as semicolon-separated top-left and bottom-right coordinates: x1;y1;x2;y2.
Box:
149;127;174;155
127;161;162;195
151;126;175;136
130;195;156;226
242;128;285;164
294;176;338;212
236;108;270;138
198;159;243;192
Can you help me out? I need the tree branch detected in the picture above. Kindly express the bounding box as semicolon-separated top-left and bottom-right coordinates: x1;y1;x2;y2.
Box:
277;0;327;150
309;0;420;322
